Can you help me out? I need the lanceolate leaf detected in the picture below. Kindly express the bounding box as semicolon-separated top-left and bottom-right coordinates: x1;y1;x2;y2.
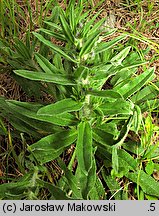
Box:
14;38;32;60
145;161;154;175
118;149;138;171
37;98;83;116
28;129;77;164
4;100;54;135
91;64;115;80
76;121;93;174
76;121;96;199
44;22;62;31
123;141;144;156
1;108;46;138
6;100;42;113
39;28;66;42
92;128;113;151
79;30;101;57
83;158;96;199
112;147;119;174
35;53;63;74
33;32;77;63
59;14;75;43
57;158;82;199
140;99;159;112
87;89;122;99
0;180;32;199
99;98;133;116
81;10;102;37
111;67;137;86
14;70;76;85
126;170;159;197
132;105;142;133
69;4;75;32
114;67;154;99
87;17;106;37
97;122;120;138
6;100;78;126
110;46;131;66
131;83;159;104
75;8;89;29
37;179;71;200
89;176;105;200
95;35;127;54
37;112;78;126
114;117;133;148
102;174;124;200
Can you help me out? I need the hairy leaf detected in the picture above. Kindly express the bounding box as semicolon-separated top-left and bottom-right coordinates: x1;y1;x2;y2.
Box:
114;67;154;99
37;98;83;116
118;149;138;171
92;128;114;151
35;53;62;74
14;70;76;85
110;46;131;66
76;121;93;173
28;129;77;163
99;98;133;115
97;122;120;138
59;14;75;43
81;10;102;37
87;89;122;99
131;83;159;104
95;35;127;54
126;170;159;197
76;121;96;199
39;28;66;41
79;30;101;57
33;32;77;63
37;179;71;200
58;158;82;199
132;105;142;133
112;147;119;174
6;100;77;126
102;174;126;200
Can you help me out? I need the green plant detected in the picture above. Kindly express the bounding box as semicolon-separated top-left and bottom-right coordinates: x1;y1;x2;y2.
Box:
0;1;159;200
0;0;65;101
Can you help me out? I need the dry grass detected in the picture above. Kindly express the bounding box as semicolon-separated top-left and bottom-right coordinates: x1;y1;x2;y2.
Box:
0;73;22;100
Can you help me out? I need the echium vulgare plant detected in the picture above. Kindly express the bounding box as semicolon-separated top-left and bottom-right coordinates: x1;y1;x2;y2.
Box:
0;1;159;200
